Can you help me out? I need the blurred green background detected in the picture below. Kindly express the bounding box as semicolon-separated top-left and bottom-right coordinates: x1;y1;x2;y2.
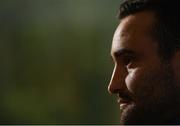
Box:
0;0;121;124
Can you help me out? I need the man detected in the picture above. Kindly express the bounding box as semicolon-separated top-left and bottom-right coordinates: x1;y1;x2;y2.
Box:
108;0;180;124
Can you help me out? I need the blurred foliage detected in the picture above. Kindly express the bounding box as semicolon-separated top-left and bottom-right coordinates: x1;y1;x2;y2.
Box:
0;0;121;124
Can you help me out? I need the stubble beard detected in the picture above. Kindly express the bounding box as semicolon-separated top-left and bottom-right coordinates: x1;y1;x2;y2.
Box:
120;64;180;125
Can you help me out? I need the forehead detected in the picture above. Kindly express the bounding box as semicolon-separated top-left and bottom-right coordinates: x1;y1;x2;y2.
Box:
111;11;158;57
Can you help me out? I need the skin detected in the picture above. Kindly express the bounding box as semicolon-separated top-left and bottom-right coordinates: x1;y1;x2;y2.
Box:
108;10;180;124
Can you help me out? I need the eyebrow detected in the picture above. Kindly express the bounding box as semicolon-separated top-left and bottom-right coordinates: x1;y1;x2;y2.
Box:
111;48;136;61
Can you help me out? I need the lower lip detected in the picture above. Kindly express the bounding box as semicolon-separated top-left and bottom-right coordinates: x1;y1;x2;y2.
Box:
120;103;129;110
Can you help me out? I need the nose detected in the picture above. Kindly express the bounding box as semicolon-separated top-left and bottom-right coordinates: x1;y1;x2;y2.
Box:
108;65;127;94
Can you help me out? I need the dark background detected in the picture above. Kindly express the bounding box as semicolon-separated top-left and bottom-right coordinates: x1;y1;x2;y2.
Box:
0;0;121;124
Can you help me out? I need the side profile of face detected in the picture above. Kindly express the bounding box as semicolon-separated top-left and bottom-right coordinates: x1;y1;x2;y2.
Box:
108;11;180;124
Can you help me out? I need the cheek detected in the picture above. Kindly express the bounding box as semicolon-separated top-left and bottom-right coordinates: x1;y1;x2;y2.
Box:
125;68;142;93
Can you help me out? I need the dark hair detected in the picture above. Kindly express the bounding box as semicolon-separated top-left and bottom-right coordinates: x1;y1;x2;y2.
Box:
118;0;180;60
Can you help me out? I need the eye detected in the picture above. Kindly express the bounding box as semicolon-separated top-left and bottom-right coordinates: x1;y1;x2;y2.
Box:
122;55;135;66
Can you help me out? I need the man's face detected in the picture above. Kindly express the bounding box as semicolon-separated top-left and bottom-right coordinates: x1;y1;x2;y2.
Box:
108;11;180;124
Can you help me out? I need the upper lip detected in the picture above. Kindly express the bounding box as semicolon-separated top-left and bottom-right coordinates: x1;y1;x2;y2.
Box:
117;93;133;105
117;98;130;105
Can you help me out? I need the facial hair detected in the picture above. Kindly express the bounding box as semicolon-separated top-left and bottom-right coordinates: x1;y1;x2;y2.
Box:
120;64;180;125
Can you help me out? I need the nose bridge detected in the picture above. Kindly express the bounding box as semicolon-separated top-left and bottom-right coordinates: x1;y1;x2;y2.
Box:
108;64;126;94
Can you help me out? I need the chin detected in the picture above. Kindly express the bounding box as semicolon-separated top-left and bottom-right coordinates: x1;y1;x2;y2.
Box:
120;103;152;125
120;102;180;125
120;103;137;124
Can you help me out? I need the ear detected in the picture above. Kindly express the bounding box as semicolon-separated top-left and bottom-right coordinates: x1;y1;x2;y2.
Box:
172;50;180;84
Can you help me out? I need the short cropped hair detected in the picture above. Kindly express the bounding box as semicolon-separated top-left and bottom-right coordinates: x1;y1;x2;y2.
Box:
118;0;180;60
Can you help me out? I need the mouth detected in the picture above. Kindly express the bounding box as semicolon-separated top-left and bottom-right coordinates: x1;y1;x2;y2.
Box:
117;98;132;110
117;92;134;110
